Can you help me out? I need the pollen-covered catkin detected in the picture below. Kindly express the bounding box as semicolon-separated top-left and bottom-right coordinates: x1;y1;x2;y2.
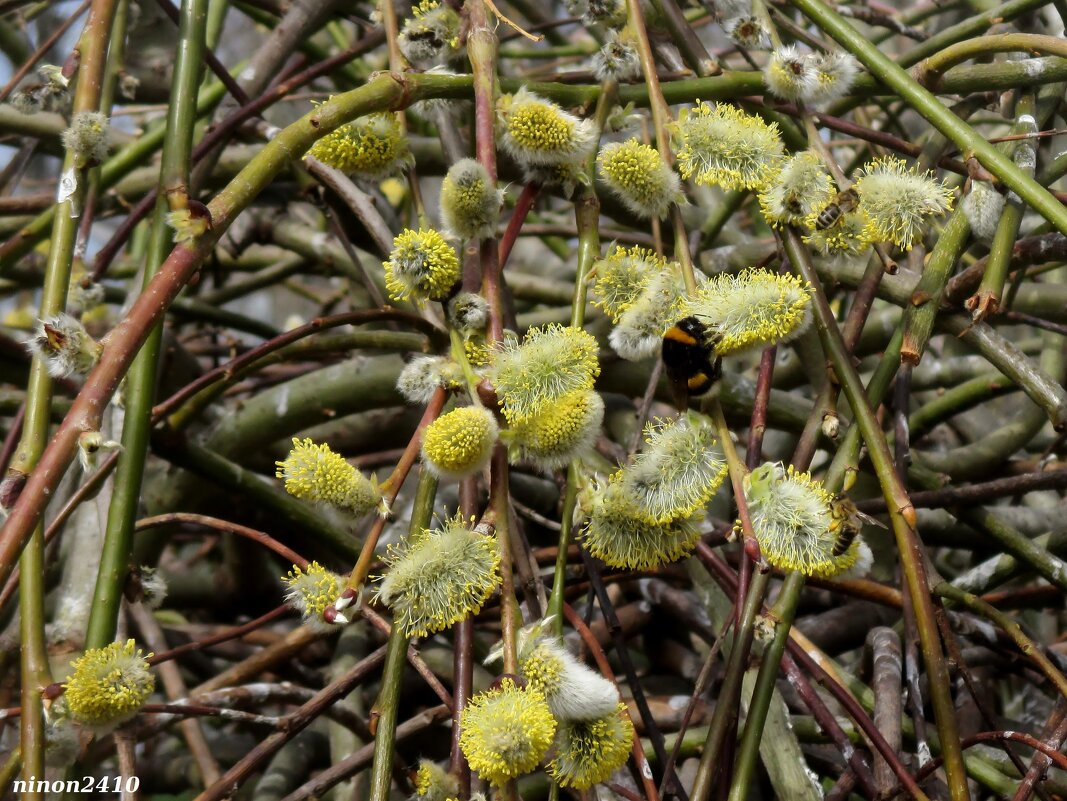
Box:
618;416;728;523
420;406;499;480
743;462;855;577
276;437;383;516
410;759;459;801
489;324;600;423
803;208;871;256
591;245;664;322
383;228;461;302
440;158;503;240
459;678;557;785
282;562;343;632
375;515;501;636
853;156;954;250
682;269;813;356
396;355;465;404
758;151;834;228
305;111;412;177
398;0;461;65
608;268;687;361
549;704;635;789
582;480;703;570
64;640;155;730
674;101;784;190
497;88;597;167
763;46;819;103
597;139;684;219
505;388;604;470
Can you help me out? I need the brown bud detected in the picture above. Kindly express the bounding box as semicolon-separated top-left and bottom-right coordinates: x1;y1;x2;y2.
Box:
0;470;27;510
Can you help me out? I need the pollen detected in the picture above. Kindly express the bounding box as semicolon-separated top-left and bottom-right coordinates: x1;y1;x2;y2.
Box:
591;245;666;322
64;640;155;729
505;388;604;470
853;156;954;251
674;101;784;191
412;759;458;801
420;406;499;480
383;228;461;302
743;462;843;577
802;210;871;256
440;158;503;240
282;562;342;629
399;0;462;65
608;268;687;361
519;637;621;722
276;437;382;516
682;269;813;356
375;514;501;637
489;324;600;423
306;111;412;177
498;88;597;167
549;704;635;789
758;151;834;228
459;678;557;785
618;416;728;524
582;480;703;570
597;139;684;220
763;45;820;103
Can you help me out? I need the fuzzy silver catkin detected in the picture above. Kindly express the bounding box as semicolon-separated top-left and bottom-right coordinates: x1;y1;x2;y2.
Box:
962;181;1006;241
521;638;621;722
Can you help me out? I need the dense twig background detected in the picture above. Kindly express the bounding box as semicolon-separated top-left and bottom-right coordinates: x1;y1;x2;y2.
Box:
2;0;1067;799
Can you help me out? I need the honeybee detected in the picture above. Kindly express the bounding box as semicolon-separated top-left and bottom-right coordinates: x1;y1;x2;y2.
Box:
815;187;860;230
828;494;886;556
782;188;806;218
661;316;722;411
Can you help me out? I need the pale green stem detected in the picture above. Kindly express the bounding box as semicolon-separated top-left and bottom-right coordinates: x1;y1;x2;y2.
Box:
783;227;970;801
367;470;437;801
85;0;208;651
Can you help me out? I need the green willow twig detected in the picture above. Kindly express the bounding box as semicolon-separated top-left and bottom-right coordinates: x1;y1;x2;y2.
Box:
899;205;971;364
625;0;697;291
728;571;805;801
548;81;615;634
0;76;228;271
367;470;437;801
935;583;1067;700
782;227;971;801
967;94;1037;321
787;0;1067;240
10;0;120;788
915;34;1067;85
84;0;208;651
897;0;1050;65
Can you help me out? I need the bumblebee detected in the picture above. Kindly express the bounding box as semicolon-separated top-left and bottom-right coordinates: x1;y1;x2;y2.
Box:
828;494;885;556
815;187;860;230
662;316;722;410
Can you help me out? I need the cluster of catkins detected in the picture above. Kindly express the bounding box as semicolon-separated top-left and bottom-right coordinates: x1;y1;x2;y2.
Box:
453;620;634;790
410;627;634;796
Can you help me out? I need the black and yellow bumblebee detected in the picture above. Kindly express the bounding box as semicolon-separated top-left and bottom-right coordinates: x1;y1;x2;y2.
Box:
662;316;722;410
